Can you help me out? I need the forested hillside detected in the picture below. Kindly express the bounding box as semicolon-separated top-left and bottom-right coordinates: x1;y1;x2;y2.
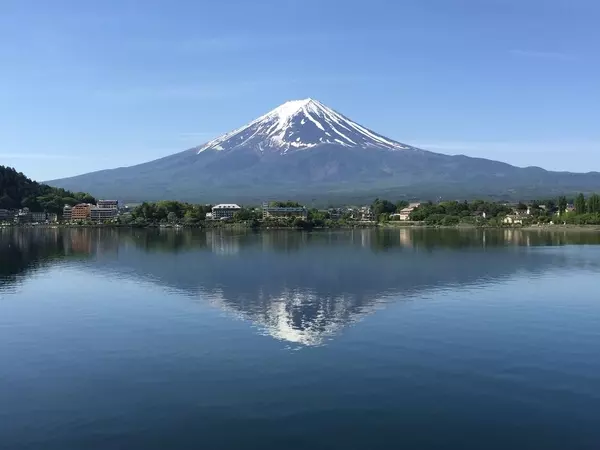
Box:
0;166;95;214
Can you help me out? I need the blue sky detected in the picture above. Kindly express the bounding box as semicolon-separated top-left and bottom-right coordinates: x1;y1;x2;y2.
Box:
1;0;599;181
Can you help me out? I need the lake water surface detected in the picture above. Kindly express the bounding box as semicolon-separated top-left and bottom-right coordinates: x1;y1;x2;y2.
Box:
1;228;599;449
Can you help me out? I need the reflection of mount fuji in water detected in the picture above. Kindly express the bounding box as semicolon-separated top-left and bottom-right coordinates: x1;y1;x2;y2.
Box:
3;228;600;345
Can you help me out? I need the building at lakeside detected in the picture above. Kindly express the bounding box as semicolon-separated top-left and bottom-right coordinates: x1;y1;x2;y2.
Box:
396;202;421;221
70;204;92;221
14;208;32;224
8;209;60;224
503;215;524;225
359;206;375;222
62;200;119;222
262;203;308;220
328;208;344;220
90;206;118;222
63;205;73;221
0;209;15;222
31;212;48;222
211;204;241;220
97;200;119;210
90;199;119;222
397;208;413;221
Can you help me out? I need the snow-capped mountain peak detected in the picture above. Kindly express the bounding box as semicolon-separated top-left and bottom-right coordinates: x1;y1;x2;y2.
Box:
196;98;416;154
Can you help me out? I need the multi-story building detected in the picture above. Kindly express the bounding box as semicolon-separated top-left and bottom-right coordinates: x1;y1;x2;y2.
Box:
211;204;241;220
262;203;307;220
47;213;58;223
97;200;119;210
0;209;14;221
70;204;92;221
14;208;32;224
31;212;47;222
359;206;375;222
90;206;117;221
503;215;524;225
397;203;421;221
328;208;344;220
63;205;73;221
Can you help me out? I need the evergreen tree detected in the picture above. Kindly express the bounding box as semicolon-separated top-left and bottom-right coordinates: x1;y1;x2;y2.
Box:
588;193;600;214
575;193;587;215
0;165;95;214
558;196;567;216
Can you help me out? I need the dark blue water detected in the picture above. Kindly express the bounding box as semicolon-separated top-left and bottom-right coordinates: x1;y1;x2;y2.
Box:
1;228;599;449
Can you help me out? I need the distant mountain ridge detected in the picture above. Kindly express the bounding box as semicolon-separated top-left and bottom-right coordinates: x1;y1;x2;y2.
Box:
47;99;600;203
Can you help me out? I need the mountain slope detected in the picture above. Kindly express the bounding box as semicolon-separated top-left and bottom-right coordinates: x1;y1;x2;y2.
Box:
0;165;96;213
48;99;600;202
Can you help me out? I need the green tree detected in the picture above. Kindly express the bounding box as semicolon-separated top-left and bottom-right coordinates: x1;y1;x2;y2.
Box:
167;212;178;223
587;193;600;214
0;165;95;215
558;196;567;216
271;201;301;207
395;200;409;211
575;193;587;215
292;217;311;229
371;198;396;217
545;199;557;214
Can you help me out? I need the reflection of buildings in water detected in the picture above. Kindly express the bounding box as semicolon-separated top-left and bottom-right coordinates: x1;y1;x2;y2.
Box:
360;228;370;248
7;228;600;346
67;229;94;255
502;229;532;247
504;228;522;245
398;228;413;248
259;230;307;253
207;231;240;255
347;228;372;248
86;229;594;346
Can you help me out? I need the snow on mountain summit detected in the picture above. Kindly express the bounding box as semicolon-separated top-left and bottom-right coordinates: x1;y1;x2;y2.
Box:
196;98;416;154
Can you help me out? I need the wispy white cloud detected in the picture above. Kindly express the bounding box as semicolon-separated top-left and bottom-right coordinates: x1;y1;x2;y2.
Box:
510;49;576;61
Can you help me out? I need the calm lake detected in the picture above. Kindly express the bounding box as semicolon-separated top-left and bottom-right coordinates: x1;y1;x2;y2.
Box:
1;228;599;450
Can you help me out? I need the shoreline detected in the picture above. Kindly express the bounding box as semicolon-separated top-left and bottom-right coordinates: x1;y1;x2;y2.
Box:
3;223;600;233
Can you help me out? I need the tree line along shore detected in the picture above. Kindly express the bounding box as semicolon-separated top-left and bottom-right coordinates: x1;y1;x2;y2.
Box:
6;196;599;231
3;165;600;230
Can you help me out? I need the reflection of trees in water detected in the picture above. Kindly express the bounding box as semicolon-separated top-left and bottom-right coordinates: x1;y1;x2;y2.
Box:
371;228;600;251
80;228;600;345
0;228;65;286
0;228;120;287
2;227;600;344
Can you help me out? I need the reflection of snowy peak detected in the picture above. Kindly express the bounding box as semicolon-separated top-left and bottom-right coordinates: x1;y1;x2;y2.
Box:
197;98;417;154
206;288;377;347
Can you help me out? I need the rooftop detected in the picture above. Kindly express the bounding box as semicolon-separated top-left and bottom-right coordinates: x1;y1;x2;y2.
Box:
213;204;241;210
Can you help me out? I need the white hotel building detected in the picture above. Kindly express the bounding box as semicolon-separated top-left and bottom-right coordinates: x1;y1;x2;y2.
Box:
210;204;241;220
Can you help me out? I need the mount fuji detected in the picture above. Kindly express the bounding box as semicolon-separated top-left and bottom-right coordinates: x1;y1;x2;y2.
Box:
49;99;600;202
196;98;414;153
